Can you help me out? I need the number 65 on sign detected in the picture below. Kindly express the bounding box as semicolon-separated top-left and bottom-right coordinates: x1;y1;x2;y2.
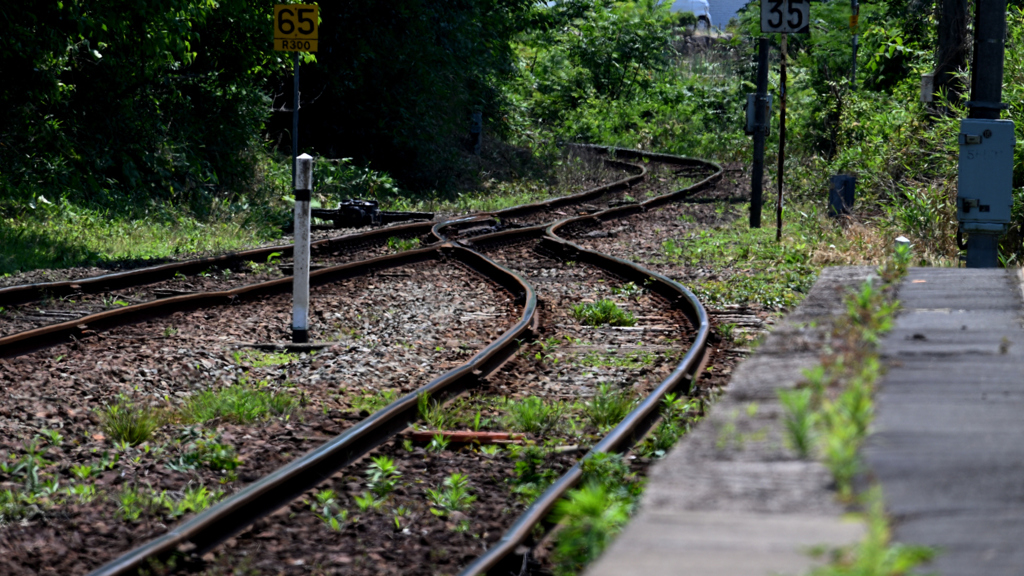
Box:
274;4;319;52
761;0;810;34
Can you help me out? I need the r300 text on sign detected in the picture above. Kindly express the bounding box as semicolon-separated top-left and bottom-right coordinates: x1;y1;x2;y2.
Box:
274;4;319;52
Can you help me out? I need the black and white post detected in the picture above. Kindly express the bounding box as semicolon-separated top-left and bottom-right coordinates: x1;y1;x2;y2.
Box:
293;153;314;343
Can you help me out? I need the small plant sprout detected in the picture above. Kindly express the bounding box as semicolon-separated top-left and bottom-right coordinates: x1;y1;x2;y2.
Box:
354;491;384;512
70;464;94;480
427;434;451;453
480;444;500;457
366;456;401;498
163;326;178;337
39;429;63;446
427;473;476;516
610;282;643;299
311;489;349;531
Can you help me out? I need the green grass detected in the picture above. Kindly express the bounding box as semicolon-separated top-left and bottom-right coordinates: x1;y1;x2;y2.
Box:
662;217;821;310
583;384;637;431
386;236;421;252
502;396;565;435
577;350;655;369
0;200;283;277
571;300;636;327
100;399;163;446
231;349;301;368
181;382;297;424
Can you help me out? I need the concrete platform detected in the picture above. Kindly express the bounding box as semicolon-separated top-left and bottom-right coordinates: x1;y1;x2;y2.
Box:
863;267;1024;576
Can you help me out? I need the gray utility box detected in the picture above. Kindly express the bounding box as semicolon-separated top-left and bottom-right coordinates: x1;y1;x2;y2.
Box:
958;118;1015;232
744;93;772;136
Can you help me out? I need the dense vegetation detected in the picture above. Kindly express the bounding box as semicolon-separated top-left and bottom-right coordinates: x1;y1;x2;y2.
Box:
2;0;1023;275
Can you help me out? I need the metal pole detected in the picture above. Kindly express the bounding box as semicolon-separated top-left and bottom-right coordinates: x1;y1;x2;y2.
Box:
292;53;300;188
776;33;787;242
751;38;769;228
964;0;1008;268
293;154;314;343
850;0;859;89
936;0;968;103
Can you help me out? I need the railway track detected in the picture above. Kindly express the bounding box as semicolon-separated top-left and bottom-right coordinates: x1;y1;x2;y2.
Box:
0;147;748;576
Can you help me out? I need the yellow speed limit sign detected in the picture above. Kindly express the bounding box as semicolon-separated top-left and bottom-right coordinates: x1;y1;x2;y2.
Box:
274;4;318;52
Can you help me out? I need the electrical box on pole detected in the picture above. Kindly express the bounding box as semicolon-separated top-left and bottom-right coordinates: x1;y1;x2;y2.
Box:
957;119;1015;229
744;94;772;136
959;0;1012;267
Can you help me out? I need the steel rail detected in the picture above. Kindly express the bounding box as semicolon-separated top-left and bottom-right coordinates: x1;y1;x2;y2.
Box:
457;149;722;576
456;224;710;576
1;158;640;309
84;244;537;576
0;221;438;307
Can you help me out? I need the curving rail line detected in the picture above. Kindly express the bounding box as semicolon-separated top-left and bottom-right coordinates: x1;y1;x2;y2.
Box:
0;147;724;576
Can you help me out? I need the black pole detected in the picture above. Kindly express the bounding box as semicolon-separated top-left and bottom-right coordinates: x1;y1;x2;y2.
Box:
776;33;788;242
968;0;1007;120
964;0;1008;268
292;53;300;188
935;0;968;104
751;38;770;228
850;0;859;89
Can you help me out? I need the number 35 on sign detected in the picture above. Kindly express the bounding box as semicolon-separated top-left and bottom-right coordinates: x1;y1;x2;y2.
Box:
274;4;319;52
761;0;810;34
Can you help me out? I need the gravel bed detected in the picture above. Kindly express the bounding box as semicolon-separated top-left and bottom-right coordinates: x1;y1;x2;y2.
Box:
187;236;699;575
0;261;516;576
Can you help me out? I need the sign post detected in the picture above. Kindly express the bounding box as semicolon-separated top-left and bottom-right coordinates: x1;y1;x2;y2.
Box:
274;4;319;186
274;5;319;342
760;0;809;241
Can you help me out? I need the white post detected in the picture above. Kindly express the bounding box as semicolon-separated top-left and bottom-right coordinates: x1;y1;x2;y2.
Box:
293;153;314;343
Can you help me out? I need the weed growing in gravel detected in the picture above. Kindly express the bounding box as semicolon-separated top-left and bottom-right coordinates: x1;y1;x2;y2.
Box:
182;381;296;424
583;384;637;431
427;473;476;516
39;429;63;446
70;464;94;480
571;300;636;327
311;489;350;531
101;399;163;446
417;394;459;430
550;454;643;576
503;396;565;436
662;222;819;310
610;282;644;300
164;484;223;517
509;445;558;503
352;389;399;415
231;349;300;367
636;394;701;459
577;350;654;369
366;456;401;498
355;491;385;512
427;434;451;453
167;428;242;474
386;236;420;252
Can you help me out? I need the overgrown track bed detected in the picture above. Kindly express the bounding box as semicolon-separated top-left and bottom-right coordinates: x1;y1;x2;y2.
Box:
0;259;517;576
0;155;641;334
0;224;438;336
168;237;699;576
2;147;729;576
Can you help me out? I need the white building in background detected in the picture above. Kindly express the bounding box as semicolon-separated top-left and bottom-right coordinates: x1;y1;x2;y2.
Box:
664;0;751;30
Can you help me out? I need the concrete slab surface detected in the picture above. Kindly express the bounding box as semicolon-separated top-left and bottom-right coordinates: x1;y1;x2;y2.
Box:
864;267;1024;576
